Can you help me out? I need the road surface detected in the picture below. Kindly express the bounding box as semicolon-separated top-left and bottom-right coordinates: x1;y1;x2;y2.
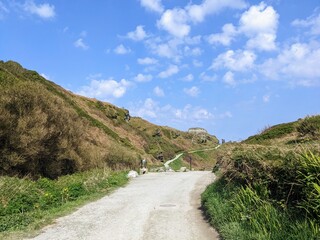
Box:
28;172;219;240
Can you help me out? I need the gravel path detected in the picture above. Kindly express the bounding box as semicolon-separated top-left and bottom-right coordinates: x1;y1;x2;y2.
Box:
28;172;219;240
163;153;184;169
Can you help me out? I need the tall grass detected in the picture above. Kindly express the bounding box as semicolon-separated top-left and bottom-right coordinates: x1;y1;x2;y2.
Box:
203;144;320;239
202;178;320;240
0;169;128;236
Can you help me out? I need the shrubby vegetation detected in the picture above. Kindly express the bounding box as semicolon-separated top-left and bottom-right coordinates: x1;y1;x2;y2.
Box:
0;169;128;235
0;60;218;179
202;116;320;239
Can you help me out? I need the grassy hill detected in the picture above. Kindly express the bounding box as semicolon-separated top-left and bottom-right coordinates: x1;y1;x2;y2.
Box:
244;115;320;144
202;116;320;239
0;60;218;179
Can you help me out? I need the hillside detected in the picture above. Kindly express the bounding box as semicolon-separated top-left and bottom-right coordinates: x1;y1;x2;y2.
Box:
202;116;320;239
0;60;218;179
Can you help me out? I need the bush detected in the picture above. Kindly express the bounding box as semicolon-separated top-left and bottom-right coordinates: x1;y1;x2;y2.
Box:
202;178;320;240
297;116;320;139
0;169;128;233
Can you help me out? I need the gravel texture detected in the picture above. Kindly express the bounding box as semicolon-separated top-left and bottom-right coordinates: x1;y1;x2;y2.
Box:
28;171;219;240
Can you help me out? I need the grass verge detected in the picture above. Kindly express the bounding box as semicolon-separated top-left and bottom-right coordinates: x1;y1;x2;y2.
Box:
168;156;189;171
202;178;320;240
0;169;128;239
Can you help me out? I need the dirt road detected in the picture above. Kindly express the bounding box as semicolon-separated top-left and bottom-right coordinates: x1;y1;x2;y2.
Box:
29;172;219;240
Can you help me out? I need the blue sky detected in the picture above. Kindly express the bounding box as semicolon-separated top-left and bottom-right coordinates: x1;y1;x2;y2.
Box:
1;0;319;141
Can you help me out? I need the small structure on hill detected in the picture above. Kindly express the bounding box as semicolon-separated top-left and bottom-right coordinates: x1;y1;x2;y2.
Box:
188;127;208;134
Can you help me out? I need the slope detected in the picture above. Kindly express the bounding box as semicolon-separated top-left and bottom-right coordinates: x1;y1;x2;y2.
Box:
0;60;218;179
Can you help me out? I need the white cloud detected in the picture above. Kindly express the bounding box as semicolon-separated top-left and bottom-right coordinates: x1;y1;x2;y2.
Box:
137;57;158;65
182;74;194;82
74;38;89;50
184;86;200;97
157;0;246;38
157;8;190;38
175;105;213;121
239;2;279;51
186;0;247;23
130;99;214;125
223;71;236;87
23;0;55;19
184;46;202;56
211;49;256;72
193;60;203;67
218;111;233;119
207;23;237;46
200;72;217;82
155;43;176;58
78;79;131;99
154;86;165;97
134;73;153;82
127;25;147;41
292;13;320;35
40;73;50;80
0;2;9;19
114;44;131;55
131;98;158;118
158;65;179;78
185;35;202;45
140;0;164;14
263;94;270;103
260;42;320;86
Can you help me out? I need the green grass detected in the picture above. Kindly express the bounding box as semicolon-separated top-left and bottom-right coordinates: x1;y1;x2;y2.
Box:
202;178;320;240
245;122;295;144
168;156;189;171
0;169;128;239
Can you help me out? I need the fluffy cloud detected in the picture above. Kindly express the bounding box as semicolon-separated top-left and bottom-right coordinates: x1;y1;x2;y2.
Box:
211;49;256;72
239;2;279;51
78;79;131;99
193;60;203;67
157;0;246;38
207;23;237;46
127;25;147;41
157;8;190;38
134;73;153;82
154;86;165;97
140;0;164;14
74;38;89;50
114;44;131;54
223;71;236;87
130;99;215;126
137;57;158;65
158;65;179;78
184;46;202;56
182;74;194;82
260;42;320;86
23;0;55;19
292;13;320;35
184;86;200;97
0;2;9;19
199;72;217;82
131;98;159;118
40;73;50;80
187;0;247;23
207;2;278;50
175;105;213;121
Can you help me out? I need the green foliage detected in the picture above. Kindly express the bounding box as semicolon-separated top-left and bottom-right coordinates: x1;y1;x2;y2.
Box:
245;122;295;144
202;178;320;240
0;169;128;233
297;116;320;139
297;152;320;220
168;156;189;171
